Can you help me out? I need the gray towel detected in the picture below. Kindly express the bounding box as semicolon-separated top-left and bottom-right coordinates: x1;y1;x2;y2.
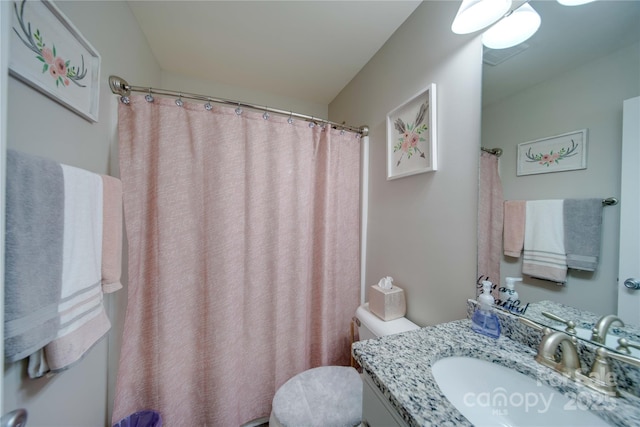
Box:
563;198;603;271
4;149;64;362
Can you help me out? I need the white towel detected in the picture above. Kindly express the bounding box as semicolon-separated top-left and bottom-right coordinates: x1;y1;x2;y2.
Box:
59;164;103;303
523;200;567;283
31;165;111;375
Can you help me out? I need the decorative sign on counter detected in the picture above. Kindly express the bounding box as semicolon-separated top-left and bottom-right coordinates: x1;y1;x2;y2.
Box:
475;276;529;315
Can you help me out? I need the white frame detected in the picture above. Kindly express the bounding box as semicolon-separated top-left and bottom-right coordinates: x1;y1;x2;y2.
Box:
386;83;437;180
516;129;587;176
9;0;100;122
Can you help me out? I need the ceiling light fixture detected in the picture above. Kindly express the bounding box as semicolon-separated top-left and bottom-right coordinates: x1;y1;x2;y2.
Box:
452;0;597;51
557;0;596;5
482;3;541;49
451;0;513;34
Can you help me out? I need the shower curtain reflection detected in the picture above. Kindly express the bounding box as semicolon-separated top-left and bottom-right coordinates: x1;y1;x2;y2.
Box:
112;96;361;426
477;151;504;297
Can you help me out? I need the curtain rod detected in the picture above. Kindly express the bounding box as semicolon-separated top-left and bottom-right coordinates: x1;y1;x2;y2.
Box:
108;75;369;136
508;197;618;206
481;147;503;157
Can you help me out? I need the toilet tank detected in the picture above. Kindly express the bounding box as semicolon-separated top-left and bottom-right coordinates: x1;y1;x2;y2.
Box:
355;303;419;340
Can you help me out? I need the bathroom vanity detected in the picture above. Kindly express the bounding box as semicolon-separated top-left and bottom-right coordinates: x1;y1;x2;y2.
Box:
362;373;410;427
352;307;640;427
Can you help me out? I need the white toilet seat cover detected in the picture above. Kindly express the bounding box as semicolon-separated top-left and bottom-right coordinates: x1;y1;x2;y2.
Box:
271;366;362;427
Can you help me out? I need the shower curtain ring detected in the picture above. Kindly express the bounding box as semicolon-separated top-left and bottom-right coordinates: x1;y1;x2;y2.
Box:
262;107;270;120
175;93;184;107
287;112;294;124
235;103;243;115
145;88;154;103
309;117;315;128
204;98;213;111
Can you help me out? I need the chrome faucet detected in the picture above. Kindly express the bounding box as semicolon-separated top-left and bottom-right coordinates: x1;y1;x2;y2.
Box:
535;330;581;378
591;314;625;344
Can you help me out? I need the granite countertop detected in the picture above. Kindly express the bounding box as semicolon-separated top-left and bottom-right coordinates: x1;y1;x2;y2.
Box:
352;319;640;427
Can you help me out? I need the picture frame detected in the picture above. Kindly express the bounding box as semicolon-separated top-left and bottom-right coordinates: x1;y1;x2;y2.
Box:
9;0;101;122
386;83;437;180
516;129;587;176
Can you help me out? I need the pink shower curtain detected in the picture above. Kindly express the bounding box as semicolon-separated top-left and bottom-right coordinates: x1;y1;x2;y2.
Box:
112;96;361;426
477;151;503;298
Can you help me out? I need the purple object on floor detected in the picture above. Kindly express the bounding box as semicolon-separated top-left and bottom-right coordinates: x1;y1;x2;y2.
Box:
113;410;162;427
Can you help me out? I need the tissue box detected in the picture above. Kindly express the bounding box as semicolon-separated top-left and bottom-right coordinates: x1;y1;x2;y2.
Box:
369;284;406;321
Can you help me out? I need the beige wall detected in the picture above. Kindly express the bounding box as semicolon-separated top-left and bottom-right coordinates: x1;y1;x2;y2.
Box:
329;1;482;327
161;70;328;120
3;1;160;425
483;42;640;316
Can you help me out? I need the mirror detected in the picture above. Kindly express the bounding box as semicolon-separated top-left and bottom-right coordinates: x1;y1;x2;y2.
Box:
518;300;640;358
480;0;640;358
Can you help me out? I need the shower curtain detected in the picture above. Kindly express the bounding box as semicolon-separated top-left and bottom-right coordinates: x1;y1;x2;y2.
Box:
477;151;503;298
112;96;361;426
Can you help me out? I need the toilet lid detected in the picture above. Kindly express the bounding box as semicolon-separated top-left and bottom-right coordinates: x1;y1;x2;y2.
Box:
356;303;420;337
271;366;362;427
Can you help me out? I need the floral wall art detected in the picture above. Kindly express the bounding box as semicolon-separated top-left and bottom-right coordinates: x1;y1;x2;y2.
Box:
10;0;101;122
516;129;587;176
387;84;437;180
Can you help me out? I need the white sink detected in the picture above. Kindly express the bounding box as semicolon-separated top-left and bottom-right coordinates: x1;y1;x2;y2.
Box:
432;356;611;427
574;327;640;358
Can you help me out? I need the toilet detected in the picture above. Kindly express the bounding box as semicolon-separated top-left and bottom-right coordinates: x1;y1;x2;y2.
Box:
269;303;419;427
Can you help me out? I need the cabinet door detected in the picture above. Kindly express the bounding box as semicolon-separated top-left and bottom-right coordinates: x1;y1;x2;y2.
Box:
362;374;409;427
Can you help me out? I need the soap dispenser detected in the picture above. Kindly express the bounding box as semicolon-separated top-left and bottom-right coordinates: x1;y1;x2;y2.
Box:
499;277;523;305
472;280;501;339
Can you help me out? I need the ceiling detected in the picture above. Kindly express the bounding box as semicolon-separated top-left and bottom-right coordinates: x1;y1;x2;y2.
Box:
127;1;639;108
482;0;640;106
127;0;422;105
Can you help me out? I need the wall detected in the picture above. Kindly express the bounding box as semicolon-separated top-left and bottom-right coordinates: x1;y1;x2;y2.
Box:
482;42;640;316
3;1;160;426
329;1;482;327
161;70;328;120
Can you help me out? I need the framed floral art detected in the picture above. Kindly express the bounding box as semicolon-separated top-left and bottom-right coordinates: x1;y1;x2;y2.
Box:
9;0;101;122
387;83;437;180
516;129;587;176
